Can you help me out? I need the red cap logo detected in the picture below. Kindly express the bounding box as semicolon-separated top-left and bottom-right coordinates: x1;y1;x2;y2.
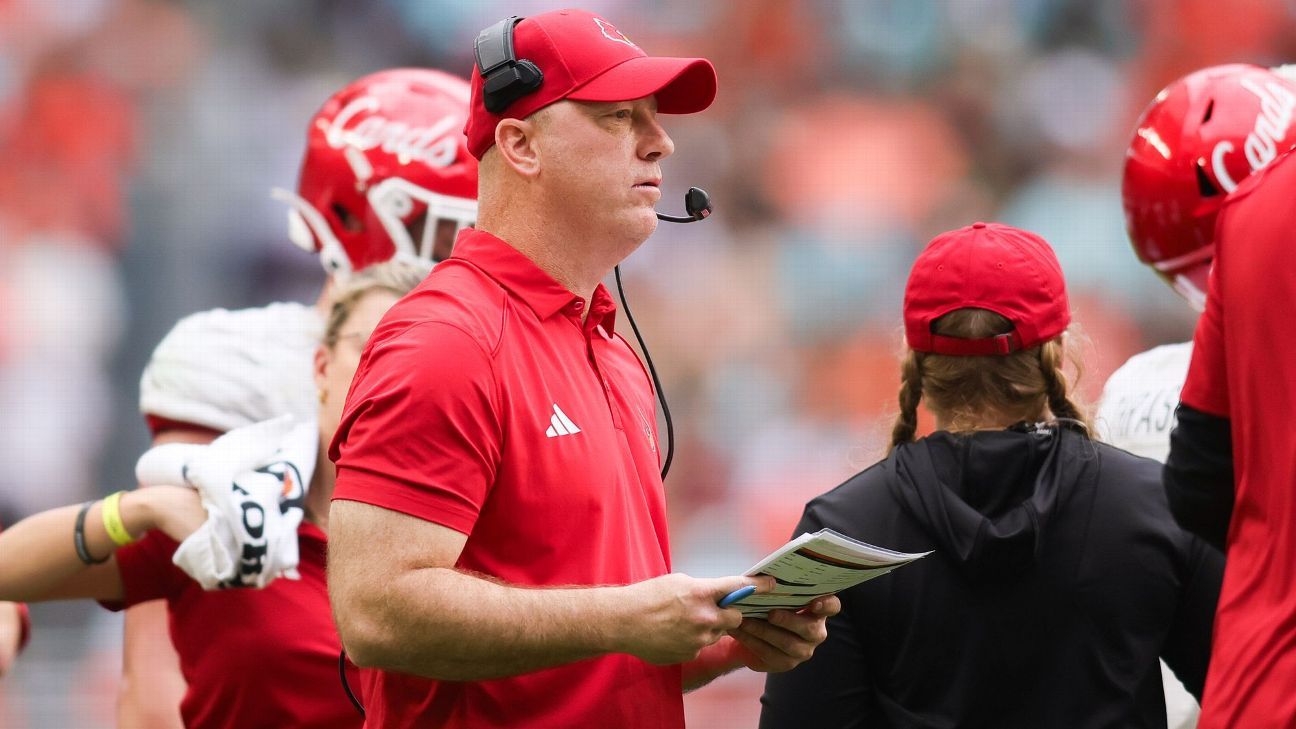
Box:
593;17;638;48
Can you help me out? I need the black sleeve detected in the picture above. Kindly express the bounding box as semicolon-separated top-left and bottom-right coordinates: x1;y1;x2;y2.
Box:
759;505;878;729
1159;534;1224;700
1163;403;1235;551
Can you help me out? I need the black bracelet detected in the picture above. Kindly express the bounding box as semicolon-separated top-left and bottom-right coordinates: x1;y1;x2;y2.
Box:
74;500;109;566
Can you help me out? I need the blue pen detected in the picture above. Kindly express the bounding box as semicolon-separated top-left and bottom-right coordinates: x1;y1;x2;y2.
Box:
718;584;757;608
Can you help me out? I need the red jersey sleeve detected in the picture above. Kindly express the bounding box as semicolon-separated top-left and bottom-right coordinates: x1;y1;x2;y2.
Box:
1181;264;1230;417
330;321;503;535
106;531;187;610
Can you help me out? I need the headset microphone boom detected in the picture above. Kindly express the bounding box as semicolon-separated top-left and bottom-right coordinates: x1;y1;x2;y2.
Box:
655;186;712;223
618;186;715;481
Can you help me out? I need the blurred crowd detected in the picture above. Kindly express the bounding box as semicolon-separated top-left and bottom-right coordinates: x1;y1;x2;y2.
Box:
1;0;1294;725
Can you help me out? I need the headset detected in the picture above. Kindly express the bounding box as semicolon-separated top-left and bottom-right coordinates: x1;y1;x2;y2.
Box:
474;16;544;115
340;18;715;717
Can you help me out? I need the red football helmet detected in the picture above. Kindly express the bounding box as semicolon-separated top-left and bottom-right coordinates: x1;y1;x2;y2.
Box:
272;68;478;278
1122;63;1296;309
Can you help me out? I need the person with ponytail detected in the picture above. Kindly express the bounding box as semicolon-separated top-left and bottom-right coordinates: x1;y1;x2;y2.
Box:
760;223;1223;729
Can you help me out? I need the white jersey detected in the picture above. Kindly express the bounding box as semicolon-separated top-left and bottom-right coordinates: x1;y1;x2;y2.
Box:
1096;340;1199;729
140;302;321;434
1095;342;1193;462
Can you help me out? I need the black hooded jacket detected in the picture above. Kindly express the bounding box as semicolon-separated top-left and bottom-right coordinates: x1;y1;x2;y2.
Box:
760;425;1222;729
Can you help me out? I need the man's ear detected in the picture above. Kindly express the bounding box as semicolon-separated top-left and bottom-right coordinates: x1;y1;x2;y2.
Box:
494;118;542;178
313;345;330;392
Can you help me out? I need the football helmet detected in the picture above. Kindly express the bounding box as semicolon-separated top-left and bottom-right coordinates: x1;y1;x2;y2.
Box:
273;69;478;278
1122;63;1296;309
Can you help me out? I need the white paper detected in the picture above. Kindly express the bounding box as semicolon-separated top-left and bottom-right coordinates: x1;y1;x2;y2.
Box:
732;528;929;617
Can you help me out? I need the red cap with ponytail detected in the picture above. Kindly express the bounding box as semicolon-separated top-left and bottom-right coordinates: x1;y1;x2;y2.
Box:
905;223;1070;356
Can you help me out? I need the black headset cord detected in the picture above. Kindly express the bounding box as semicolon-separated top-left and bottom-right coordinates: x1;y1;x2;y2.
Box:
340;650;364;716
614;264;675;481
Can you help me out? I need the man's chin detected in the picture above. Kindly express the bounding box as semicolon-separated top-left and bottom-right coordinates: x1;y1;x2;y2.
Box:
604;209;658;258
632;208;660;238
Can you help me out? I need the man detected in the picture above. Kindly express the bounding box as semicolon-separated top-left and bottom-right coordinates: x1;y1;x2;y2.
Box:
1100;63;1296;729
327;10;838;728
118;68;478;727
1159;72;1296;726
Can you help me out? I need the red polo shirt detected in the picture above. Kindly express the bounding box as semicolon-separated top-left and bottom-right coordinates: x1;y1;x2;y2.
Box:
105;523;360;729
1180;150;1296;728
330;229;679;729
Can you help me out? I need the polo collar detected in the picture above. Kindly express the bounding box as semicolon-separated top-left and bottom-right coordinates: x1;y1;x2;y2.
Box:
451;229;619;334
452;229;579;320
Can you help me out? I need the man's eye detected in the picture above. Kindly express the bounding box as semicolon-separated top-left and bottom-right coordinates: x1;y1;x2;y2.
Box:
613;109;632;120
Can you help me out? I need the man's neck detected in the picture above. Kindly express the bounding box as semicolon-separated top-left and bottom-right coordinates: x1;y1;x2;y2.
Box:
476;207;620;303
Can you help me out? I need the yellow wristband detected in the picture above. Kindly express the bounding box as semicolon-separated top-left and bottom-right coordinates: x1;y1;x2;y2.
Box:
101;491;137;547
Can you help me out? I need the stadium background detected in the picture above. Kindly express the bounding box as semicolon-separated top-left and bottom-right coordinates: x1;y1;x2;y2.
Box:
0;0;1292;725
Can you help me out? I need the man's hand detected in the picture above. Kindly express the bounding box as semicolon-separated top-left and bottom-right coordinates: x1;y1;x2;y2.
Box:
727;595;841;673
617;574;770;664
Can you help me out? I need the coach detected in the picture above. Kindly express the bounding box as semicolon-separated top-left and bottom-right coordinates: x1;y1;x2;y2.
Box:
326;10;837;728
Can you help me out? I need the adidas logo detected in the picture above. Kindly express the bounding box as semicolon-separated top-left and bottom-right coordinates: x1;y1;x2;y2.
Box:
545;404;582;438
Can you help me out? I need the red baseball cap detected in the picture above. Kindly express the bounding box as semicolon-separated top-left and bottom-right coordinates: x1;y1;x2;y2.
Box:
464;9;717;159
904;222;1070;356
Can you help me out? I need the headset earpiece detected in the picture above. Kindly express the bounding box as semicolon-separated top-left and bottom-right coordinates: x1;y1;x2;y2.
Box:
475;16;544;115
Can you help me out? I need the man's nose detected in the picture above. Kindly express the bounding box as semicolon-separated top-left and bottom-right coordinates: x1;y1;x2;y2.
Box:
640;110;675;161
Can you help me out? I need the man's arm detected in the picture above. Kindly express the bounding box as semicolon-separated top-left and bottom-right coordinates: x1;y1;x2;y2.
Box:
328;500;758;680
0;487;202;604
1165;260;1234;552
1164;405;1235;551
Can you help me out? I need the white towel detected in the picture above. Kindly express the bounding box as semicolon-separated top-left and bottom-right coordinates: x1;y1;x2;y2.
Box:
134;416;317;590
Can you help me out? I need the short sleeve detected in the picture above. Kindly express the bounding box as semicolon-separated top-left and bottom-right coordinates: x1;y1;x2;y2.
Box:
1181;265;1229;417
106;531;187;610
330;321;503;536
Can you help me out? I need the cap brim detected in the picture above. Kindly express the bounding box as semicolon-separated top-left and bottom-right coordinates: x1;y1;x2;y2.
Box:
566;56;717;113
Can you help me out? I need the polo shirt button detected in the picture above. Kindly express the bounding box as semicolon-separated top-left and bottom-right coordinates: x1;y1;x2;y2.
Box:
572;301;584;310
